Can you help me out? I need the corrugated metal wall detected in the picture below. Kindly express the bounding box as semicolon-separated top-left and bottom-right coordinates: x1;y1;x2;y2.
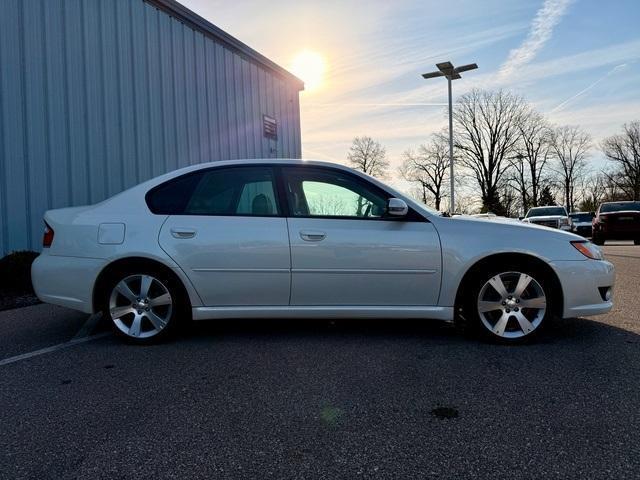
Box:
0;0;302;255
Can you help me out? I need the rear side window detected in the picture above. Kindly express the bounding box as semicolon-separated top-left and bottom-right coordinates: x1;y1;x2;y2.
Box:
146;172;203;215
146;166;280;216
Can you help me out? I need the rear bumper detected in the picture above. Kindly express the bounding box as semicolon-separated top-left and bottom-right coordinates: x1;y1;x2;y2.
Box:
550;259;615;318
31;254;106;314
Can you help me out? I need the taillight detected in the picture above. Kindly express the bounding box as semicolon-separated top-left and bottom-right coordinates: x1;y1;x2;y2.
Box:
43;222;54;248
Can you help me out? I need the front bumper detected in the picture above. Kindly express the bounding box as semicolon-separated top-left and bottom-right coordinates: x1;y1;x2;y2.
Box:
32;254;107;314
550;259;615;318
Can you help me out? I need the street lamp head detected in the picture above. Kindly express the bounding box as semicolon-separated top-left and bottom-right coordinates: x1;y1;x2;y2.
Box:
421;71;445;79
421;61;478;81
454;63;478;74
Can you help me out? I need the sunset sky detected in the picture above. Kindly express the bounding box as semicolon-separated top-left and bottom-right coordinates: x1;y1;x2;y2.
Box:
181;0;640;183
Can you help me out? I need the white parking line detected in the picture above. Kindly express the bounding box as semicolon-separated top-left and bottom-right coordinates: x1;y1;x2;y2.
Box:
0;332;111;367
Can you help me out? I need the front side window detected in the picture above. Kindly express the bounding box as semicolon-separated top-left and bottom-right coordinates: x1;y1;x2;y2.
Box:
146;166;280;216
283;168;388;218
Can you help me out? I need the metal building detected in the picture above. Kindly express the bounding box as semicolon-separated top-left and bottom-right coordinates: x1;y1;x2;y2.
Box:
0;0;303;255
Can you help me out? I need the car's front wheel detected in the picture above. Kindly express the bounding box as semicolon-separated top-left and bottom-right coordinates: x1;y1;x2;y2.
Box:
105;270;184;343
461;267;553;343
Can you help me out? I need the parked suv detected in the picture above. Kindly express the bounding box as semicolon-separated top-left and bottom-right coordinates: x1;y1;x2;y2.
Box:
569;212;594;237
592;201;640;245
522;206;571;231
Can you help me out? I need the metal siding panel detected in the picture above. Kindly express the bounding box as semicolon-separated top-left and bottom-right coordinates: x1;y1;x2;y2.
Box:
1;0;31;252
83;0;108;204
278;80;290;157
99;0;123;196
44;0;71;208
172;20;189;168
158;11;177;173
258;68;269;158
215;43;230;159
131;0;151;182
115;0;137;189
266;72;277;158
292;89;301;157
144;5;164;178
241;59;253;158
204;38;220;161
250;64;261;158
23;0;52;250
226;49;238;159
183;27;198;165
194;32;208;163
0;5;7;254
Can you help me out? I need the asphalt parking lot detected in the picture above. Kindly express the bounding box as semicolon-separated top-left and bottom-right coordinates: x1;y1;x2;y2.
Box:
1;244;639;480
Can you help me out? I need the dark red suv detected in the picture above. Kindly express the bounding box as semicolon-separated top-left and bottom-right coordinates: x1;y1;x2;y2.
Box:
592;201;640;245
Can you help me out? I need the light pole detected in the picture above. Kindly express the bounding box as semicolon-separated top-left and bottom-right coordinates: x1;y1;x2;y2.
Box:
421;61;477;214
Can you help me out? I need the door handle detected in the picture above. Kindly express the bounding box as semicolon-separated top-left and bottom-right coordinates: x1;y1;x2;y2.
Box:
300;230;326;242
171;228;196;239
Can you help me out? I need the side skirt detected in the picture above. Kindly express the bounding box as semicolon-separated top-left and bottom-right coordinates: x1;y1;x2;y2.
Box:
192;306;454;322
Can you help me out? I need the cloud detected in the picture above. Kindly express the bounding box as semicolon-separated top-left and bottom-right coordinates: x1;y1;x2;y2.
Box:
550;64;628;112
498;0;574;78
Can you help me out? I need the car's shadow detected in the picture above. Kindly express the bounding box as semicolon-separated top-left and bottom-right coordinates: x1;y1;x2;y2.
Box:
178;314;632;347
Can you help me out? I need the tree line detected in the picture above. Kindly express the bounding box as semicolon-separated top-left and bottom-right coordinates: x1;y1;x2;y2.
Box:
346;89;640;216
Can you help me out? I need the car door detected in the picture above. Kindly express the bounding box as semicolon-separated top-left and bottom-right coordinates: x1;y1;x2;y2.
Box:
281;166;441;306
156;165;290;306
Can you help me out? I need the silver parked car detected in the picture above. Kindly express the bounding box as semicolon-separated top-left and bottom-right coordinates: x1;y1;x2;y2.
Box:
32;159;614;344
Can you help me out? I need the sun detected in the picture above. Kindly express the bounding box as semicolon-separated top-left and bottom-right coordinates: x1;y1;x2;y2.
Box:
290;50;326;92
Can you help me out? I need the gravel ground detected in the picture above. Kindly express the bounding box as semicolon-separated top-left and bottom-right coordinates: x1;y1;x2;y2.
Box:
0;244;638;480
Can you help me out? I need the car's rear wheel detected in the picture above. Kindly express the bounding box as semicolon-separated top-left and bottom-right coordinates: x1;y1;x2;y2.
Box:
461;267;553;343
105;270;184;343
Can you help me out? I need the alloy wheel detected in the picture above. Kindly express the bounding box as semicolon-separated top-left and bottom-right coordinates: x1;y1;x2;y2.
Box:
108;274;173;339
477;271;547;339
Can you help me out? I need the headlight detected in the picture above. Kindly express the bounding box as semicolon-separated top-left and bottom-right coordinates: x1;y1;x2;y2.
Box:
571;240;603;260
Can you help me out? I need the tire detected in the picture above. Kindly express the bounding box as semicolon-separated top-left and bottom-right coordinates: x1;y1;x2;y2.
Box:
457;263;555;344
592;234;605;246
103;267;187;344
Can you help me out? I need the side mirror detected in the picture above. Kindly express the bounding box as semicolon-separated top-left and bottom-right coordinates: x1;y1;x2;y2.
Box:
387;198;408;217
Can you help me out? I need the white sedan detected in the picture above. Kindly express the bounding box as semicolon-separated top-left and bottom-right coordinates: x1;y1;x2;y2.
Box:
32;160;615;344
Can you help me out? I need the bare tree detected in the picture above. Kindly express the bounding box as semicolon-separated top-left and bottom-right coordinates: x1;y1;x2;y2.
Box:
453;89;528;215
498;182;519;217
509;110;552;210
578;173;608;212
399;132;449;211
347;136;389;178
601;121;640;200
549;125;591;212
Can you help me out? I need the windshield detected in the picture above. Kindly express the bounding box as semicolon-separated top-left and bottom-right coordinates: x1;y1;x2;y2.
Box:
526;207;566;218
600;202;640;213
569;213;593;222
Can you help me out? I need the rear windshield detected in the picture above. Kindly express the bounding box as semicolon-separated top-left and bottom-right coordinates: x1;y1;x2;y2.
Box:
526;207;566;218
600;202;640;213
569;213;593;222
